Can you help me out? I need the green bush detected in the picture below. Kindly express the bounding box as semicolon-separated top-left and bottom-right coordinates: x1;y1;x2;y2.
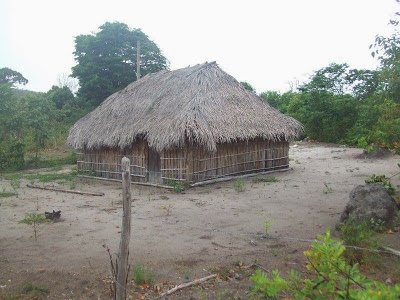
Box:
339;215;380;264
166;178;189;193
365;174;396;195
250;230;400;299
0;141;25;171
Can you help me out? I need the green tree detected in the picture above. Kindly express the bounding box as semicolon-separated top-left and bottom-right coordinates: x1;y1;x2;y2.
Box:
260;91;281;109
240;81;256;93
46;85;74;109
72;22;168;105
0;84;27;170
286;91;358;143
0;67;28;86
24;95;55;158
299;63;379;98
372;31;400;102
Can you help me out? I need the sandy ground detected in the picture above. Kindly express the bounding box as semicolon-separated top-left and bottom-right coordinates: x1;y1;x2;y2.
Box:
0;142;399;299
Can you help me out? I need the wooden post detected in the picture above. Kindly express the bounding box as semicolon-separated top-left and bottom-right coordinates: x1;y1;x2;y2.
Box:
136;40;141;80
116;157;132;300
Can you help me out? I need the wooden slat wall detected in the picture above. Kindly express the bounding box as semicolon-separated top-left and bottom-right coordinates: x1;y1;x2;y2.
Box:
77;139;290;184
125;139;147;182
161;147;186;183
77;139;147;182
188;140;289;183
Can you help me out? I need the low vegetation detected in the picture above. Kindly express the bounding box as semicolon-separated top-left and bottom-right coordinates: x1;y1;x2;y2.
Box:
3;170;77;183
252;176;279;183
339;216;380;264
132;265;153;286
19;213;49;241
0;191;17;198
250;230;400;299
365;174;396;195
233;178;245;192
19;282;49;297
166;178;189;193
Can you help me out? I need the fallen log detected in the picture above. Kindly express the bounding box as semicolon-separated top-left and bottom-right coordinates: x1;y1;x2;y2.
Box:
26;184;104;196
160;274;217;297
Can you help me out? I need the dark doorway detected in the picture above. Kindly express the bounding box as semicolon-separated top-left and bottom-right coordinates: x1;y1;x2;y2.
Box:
148;148;161;182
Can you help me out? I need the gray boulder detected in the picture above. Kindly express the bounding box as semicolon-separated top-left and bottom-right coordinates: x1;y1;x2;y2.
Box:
339;183;399;228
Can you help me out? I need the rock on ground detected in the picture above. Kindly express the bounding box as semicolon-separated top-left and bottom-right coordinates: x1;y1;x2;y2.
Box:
339;183;399;228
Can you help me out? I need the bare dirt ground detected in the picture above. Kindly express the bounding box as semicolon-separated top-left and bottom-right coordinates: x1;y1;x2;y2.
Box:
1;142;399;299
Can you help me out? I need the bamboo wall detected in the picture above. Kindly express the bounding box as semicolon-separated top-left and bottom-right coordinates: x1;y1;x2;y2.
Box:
77;139;147;182
77;139;289;185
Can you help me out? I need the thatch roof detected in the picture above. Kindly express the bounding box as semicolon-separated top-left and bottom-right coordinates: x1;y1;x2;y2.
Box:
67;62;303;152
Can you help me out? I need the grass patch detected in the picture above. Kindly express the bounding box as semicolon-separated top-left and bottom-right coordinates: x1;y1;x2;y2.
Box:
20;282;49;297
1;169;77;184
166;178;189;193
25;152;77;169
69;177;77;189
24;170;78;183
0;191;18;198
233;178;245;192
252;176;279;183
132;265;153;286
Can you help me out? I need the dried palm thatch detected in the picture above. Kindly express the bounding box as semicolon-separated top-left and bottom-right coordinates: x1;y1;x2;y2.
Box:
67;62;303;152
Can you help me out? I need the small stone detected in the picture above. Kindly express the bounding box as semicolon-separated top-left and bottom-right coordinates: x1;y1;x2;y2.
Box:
386;278;393;285
234;273;240;280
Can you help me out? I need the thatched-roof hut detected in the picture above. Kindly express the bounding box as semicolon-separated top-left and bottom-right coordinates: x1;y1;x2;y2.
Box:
67;62;303;186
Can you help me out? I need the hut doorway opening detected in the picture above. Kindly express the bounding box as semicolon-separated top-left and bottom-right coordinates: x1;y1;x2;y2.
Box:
148;148;161;182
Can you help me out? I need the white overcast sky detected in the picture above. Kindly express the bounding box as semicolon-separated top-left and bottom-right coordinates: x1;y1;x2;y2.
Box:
0;0;398;93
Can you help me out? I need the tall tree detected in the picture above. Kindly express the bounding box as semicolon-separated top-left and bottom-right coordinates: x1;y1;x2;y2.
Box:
299;63;378;98
72;22;168;105
0;67;28;86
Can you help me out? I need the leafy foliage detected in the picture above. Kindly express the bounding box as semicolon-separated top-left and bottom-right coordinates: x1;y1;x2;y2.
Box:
365;174;396;195
0;67;83;172
286;91;358;143
166;178;189;193
46;85;74;109
260;91;281;109
72;22;168;105
250;230;400;299
339;215;380;264
240;81;256;93
0;67;28;86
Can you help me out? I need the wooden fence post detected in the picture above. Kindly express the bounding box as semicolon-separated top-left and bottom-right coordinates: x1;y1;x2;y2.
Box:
116;157;132;300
